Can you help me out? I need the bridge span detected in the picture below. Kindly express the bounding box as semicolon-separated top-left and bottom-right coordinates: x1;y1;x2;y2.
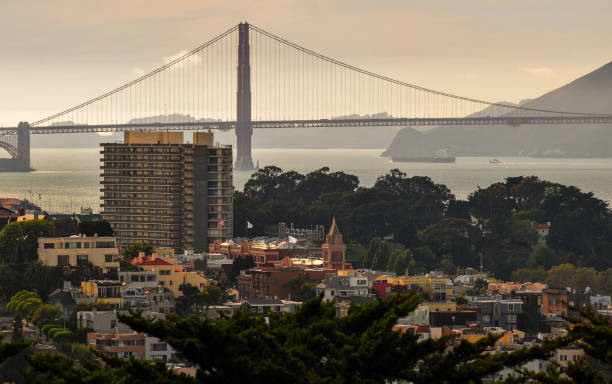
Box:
2;22;611;171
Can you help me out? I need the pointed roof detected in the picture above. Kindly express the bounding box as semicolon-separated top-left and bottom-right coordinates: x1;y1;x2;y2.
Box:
325;217;344;245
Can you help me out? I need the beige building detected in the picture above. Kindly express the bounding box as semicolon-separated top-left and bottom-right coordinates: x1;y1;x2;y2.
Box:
38;235;119;274
128;254;209;297
100;131;233;254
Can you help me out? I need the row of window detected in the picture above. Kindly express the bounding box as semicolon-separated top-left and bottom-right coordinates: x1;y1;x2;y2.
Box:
44;241;115;250
102;177;181;185
103;146;181;154
115;230;180;239
103;154;182;161
103;201;181;208
102;209;180;216
102;170;182;177
103;185;181;192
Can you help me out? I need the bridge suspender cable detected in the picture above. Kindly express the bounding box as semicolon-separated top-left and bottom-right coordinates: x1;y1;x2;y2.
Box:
249;24;608;117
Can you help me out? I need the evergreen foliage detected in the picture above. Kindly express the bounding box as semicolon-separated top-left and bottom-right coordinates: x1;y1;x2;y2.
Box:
235;170;612;280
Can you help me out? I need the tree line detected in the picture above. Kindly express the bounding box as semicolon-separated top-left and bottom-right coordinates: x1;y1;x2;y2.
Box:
235;168;612;283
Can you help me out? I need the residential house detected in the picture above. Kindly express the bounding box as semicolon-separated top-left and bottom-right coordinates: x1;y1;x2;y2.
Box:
38;235;119;274
119;270;158;288
144;287;175;314
128;254;209;297
81;280;123;308
315;275;371;302
87;330;146;359
471;296;523;331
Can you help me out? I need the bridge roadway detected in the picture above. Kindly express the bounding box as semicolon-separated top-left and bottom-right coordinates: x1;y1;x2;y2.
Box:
1;115;612;135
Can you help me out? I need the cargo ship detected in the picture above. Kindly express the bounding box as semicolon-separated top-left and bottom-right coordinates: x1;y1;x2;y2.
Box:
391;147;456;163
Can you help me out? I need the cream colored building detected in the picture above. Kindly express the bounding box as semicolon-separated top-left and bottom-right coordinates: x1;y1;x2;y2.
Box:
128;254;208;297
38;235;119;273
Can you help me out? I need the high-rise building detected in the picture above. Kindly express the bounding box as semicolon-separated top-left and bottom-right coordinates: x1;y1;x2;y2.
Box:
101;131;232;254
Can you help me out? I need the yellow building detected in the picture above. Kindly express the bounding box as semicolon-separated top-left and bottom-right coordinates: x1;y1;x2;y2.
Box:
128;255;208;297
374;275;454;301
38;235;119;274
81;280;123;308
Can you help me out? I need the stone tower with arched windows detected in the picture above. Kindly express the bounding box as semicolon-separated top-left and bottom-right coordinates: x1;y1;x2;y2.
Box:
322;217;347;270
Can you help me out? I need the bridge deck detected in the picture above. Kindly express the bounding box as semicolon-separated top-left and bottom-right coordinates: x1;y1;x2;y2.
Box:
1;116;612;135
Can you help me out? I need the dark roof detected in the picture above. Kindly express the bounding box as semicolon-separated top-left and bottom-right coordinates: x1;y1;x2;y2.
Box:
247;298;283;306
318;276;358;290
48;290;77;306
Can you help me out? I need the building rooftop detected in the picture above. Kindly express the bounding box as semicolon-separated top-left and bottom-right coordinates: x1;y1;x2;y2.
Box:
129;257;172;266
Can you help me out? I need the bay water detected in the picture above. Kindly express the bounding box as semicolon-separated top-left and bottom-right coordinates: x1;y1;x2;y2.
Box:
1;148;612;213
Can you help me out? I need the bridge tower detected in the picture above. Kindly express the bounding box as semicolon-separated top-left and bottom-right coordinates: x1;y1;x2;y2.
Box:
17;122;30;171
235;22;254;170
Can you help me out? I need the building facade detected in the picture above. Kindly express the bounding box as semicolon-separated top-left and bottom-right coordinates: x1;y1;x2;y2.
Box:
101;131;232;254
88;330;146;359
38;235;119;274
236;267;329;300
81;280;124;308
471;297;523;331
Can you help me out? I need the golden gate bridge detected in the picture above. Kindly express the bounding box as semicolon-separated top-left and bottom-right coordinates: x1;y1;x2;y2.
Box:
1;23;611;171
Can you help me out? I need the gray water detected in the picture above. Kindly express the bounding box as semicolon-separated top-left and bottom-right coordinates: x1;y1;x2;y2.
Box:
1;148;612;213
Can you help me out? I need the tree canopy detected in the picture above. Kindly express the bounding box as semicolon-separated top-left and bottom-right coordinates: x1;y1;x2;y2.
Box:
0;219;55;263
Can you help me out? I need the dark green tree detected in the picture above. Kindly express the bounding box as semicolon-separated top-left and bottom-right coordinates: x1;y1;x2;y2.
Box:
284;277;317;301
79;220;114;237
528;244;560;269
0;219;55;263
122;243;155;259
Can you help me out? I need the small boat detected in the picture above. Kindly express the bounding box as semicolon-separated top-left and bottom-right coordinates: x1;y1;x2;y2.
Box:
489;158;501;164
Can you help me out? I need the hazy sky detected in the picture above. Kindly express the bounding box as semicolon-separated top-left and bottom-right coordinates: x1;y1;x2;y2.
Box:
1;0;611;126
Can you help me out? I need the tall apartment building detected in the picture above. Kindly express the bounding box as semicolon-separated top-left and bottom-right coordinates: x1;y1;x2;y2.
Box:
101;131;233;254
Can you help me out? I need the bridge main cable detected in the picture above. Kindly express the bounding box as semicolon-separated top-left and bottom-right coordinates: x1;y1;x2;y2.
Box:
31;24;240;127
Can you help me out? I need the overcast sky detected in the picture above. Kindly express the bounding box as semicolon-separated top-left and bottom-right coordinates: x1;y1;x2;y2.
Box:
1;0;611;126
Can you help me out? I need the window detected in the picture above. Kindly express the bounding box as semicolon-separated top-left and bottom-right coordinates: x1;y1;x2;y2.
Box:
159;270;170;276
96;241;115;248
43;243;55;249
57;255;69;266
508;303;515;312
77;255;89;266
330;290;335;296
66;242;81;249
507;314;517;323
110;320;117;329
105;254;115;263
84;242;90;249
482;314;490;322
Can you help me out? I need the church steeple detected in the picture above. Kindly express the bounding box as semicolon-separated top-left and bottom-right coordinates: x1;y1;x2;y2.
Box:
325;217;344;246
322;217;346;270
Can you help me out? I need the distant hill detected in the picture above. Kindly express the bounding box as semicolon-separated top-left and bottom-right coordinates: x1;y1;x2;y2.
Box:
383;62;612;158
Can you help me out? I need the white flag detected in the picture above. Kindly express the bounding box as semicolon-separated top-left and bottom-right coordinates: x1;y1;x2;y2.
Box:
288;235;298;244
247;221;254;229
